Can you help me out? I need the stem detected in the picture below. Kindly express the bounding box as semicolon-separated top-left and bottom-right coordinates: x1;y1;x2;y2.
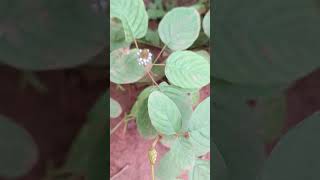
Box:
147;71;159;88
122;115;135;135
110;120;123;135
122;121;128;135
153;45;167;64
116;84;126;91
134;39;139;49
150;136;159;180
151;165;155;180
152;135;160;148
152;63;165;66
110;164;129;180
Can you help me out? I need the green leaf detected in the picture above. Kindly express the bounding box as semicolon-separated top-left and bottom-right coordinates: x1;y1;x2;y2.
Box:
148;91;182;135
110;48;146;84
131;83;166;122
63;92;107;175
110;0;148;42
110;98;122;118
135;83;193;138
260;112;320;180
156;137;195;179
133;86;158;139
165;51;210;89
214;0;320;85
189;97;210;156
0;115;38;178
158;7;201;51
136;99;158;139
189;159;210;180
160;85;193;131
203;11;210;37
110;19;131;51
195;50;210;62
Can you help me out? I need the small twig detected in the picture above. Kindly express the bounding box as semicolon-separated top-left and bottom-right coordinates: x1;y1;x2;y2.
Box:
152;63;165;66
110;120;124;135
110;164;129;180
147;71;159;88
152;135;160;148
149;136;160;180
151;165;155;180
120;115;135;135
134;39;139;49
122;121;128;135
116;84;126;91
153;45;167;64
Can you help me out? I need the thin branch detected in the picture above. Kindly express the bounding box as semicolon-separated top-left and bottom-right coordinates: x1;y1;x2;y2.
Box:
122;121;128;135
152;135;160;148
151;165;155;180
110;164;129;180
110;120;124;135
147;71;159;88
134;39;139;49
121;115;135;135
152;63;165;66
153;45;167;64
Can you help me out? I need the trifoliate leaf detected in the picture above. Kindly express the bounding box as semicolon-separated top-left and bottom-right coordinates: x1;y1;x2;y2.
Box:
133;86;158;139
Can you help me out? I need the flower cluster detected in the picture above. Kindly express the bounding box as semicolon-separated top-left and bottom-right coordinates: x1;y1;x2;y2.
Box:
136;49;152;66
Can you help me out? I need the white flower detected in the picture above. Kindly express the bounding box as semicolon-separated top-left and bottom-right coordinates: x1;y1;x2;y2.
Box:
136;49;153;66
